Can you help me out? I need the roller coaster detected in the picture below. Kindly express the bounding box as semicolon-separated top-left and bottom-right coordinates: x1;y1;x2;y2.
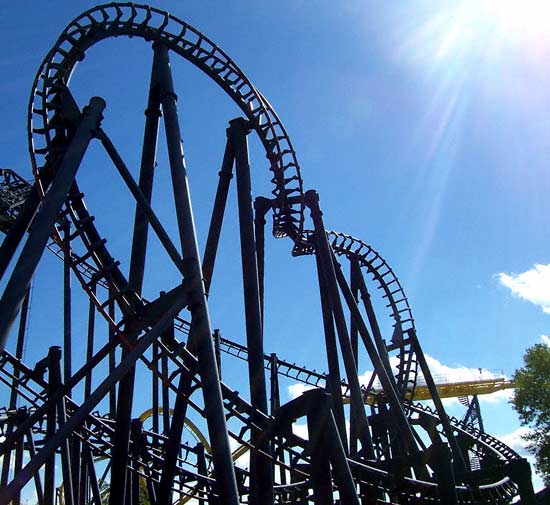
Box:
0;4;538;504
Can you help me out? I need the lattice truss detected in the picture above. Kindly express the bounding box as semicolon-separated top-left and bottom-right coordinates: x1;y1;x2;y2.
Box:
0;4;537;505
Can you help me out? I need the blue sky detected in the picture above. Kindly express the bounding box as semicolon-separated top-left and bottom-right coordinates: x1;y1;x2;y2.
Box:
1;0;549;494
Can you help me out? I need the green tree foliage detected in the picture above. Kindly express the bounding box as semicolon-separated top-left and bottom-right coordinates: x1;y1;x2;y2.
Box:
511;342;550;486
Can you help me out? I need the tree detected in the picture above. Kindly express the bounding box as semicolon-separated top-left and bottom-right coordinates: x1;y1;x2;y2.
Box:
511;342;550;486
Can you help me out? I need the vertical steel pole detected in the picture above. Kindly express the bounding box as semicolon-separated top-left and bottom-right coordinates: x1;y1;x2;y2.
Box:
128;44;163;296
24;426;44;505
156;364;194;504
108;294;116;416
269;353;280;414
84;283;96;399
63;220;72;391
152;340;160;435
43;358;57;505
155;42;239;505
0;97;106;352
161;348;170;434
430;442;459;504
13;416;24;505
349;260;360;456
62;220;81;500
307;403;334;505
109;325;141;505
229;117;273;505
254;196;270;321
1;288;30;486
49;347;75;505
196;443;208;505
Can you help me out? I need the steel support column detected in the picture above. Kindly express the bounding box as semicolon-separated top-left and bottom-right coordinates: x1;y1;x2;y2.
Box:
307;399;335;505
351;259;395;388
229;117;273;505
349;260;360;456
128;44;163;296
305;190;374;459
156;352;195;504
254;196;271;320
333;257;420;456
155;42;239;505
1;288;30;486
49;347;75;505
410;334;468;475
0;286;190;505
314;248;348;453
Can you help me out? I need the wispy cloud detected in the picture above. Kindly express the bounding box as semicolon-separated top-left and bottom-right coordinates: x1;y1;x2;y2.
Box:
541;334;550;346
498;264;550;314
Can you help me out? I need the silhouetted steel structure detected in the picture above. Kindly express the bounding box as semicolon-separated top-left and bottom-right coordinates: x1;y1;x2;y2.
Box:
0;4;537;504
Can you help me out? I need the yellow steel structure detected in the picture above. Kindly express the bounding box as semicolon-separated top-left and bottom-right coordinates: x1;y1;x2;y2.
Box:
410;377;515;401
358;377;515;405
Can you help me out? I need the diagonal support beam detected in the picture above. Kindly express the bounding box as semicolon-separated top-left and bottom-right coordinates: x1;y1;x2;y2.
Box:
0;97;106;353
0;283;190;505
305;190;375;459
202;140;234;295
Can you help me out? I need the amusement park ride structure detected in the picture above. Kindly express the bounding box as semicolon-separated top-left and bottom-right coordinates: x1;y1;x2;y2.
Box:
0;3;538;504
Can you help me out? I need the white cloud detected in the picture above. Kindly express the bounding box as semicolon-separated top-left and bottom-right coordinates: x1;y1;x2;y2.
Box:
287;383;316;400
498;264;550;314
497;427;545;493
498;426;533;457
541;334;550;346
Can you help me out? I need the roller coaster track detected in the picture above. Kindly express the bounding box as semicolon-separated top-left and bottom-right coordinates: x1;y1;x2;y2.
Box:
0;3;536;504
27;0;422;406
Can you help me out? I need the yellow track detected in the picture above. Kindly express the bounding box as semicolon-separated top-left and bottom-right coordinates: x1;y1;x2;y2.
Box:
358;377;515;404
409;377;515;401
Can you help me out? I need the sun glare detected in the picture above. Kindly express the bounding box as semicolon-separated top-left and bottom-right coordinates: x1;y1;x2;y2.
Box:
482;0;550;40
396;0;550;68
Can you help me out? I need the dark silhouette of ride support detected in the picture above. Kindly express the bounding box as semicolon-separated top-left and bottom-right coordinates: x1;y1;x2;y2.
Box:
0;3;537;504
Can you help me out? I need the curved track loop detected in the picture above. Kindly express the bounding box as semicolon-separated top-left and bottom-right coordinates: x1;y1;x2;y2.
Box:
28;1;422;397
28;2;303;238
0;2;524;504
327;231;420;399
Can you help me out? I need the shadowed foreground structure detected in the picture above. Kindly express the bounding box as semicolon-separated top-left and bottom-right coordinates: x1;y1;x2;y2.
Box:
0;4;537;504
